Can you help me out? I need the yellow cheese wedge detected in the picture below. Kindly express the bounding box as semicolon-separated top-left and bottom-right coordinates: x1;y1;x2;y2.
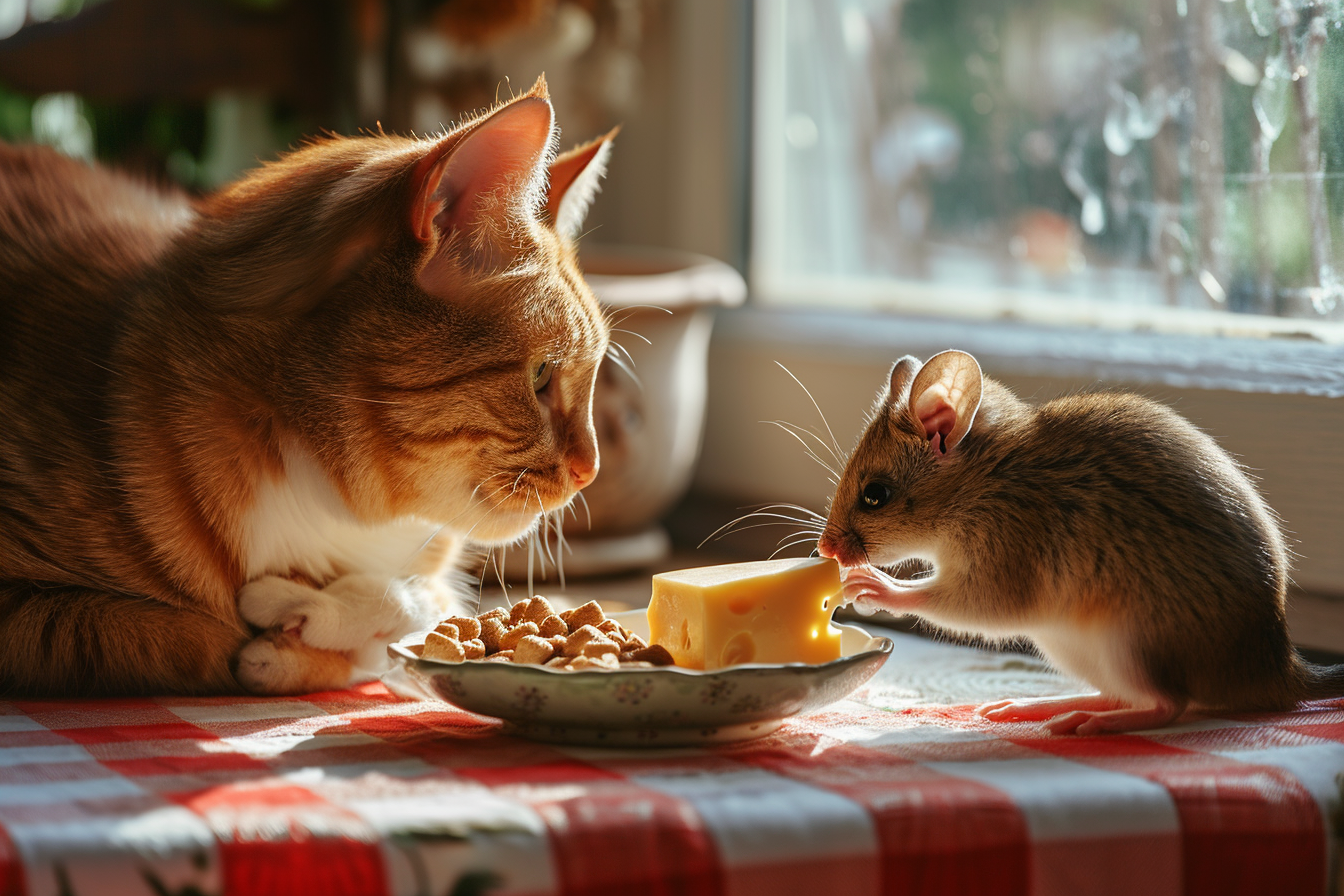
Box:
647;558;844;670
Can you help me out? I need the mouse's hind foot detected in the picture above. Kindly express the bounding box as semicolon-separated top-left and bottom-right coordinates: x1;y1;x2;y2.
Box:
1044;700;1184;736
978;694;1184;735
976;693;1123;722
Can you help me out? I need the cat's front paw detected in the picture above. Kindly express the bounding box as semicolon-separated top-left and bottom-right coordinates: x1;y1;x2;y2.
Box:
238;576;312;632
236;573;446;677
235;630;352;695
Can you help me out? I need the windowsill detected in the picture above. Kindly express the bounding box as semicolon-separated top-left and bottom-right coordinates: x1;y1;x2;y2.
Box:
714;304;1344;396
691;303;1344;610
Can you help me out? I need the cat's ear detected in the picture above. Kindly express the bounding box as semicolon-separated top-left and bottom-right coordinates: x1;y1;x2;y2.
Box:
545;127;618;240
411;80;556;260
907;350;983;455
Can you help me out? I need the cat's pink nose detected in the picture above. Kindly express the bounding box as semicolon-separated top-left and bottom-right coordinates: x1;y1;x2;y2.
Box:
570;458;598;490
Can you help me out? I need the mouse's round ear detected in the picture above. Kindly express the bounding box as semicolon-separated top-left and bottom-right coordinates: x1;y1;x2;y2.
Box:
887;356;922;404
909;350;984;455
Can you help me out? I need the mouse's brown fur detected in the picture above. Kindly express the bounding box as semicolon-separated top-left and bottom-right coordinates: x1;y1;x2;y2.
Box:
820;350;1337;732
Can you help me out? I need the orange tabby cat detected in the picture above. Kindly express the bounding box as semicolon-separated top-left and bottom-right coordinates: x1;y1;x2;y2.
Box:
0;76;613;697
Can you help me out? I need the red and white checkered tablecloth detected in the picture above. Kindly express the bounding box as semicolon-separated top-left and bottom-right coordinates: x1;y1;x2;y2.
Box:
3;628;1343;896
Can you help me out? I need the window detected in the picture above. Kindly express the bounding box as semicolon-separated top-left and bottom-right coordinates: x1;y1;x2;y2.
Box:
752;0;1344;339
684;0;1344;622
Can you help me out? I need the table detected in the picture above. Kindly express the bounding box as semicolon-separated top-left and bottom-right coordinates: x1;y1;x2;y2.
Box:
4;628;1343;896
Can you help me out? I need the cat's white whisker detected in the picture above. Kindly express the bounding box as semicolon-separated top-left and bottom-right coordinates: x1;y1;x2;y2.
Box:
477;547;492;599
606;304;672;328
551;509;568;590
533;488;559;572
489;548;509;599
527;525;537;597
605;345;641;389
574;491;593;530
610;327;652;346
606;340;638;369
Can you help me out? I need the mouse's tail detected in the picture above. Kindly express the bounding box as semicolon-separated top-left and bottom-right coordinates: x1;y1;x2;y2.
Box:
1301;662;1344;701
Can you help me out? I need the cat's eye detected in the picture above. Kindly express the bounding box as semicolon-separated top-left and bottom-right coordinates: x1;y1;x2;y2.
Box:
861;482;892;509
532;360;553;392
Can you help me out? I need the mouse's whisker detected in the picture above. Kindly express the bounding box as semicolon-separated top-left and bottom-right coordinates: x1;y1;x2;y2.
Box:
751;502;826;522
769;535;824;559
698;517;823;549
698;507;825;544
764;420;840;477
774;526;823;548
775;362;845;465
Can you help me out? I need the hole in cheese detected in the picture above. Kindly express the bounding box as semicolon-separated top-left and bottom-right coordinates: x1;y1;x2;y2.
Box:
647;558;844;670
721;632;756;666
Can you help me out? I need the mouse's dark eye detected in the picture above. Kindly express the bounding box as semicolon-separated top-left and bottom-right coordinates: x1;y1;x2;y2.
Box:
860;482;892;509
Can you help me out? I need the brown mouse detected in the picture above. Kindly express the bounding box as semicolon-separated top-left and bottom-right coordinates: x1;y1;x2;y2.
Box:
817;349;1341;734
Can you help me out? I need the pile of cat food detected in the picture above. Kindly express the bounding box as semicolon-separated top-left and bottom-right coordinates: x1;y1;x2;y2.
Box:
422;596;675;670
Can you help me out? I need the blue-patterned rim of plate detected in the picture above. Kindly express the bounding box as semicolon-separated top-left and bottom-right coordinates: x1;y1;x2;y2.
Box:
388;610;893;739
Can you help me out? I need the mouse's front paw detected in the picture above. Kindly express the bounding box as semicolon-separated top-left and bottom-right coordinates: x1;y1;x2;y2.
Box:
838;567;925;613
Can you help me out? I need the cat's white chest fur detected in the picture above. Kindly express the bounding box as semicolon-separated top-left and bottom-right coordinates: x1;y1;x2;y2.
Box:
241;448;440;583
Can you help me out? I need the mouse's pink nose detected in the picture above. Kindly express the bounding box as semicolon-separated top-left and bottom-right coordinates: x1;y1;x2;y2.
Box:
569;457;598;490
818;533;843;561
818;529;862;567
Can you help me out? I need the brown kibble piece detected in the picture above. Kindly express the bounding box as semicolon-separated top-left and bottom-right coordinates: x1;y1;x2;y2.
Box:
523;596;555;624
545;655;570;668
500;621;540;651
422;632;465;662
462;638;486;659
480;616;507;652
562;624;604;657
566;600;605;630
508;599;532;625
444;616;482;640
622;632;648;651
480;607;508;622
597;619;622;637
579;637;620;658
628;644;675;666
514;635;556;665
434;622;460;640
539;614;568;638
548;635;568;651
482;650;516;663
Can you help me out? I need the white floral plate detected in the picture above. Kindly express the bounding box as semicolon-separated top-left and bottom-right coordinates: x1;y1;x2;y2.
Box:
389;610;892;746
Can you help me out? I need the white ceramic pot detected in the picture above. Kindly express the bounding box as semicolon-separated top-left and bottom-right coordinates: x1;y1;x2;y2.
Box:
580;246;745;533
